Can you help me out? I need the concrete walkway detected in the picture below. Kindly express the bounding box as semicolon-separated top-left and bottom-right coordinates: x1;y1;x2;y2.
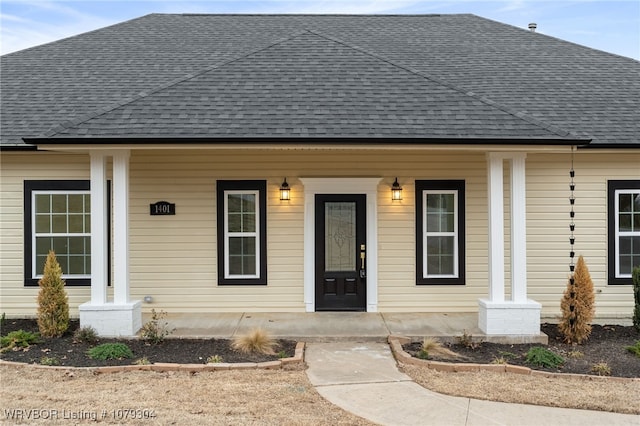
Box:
305;342;639;426
166;312;637;425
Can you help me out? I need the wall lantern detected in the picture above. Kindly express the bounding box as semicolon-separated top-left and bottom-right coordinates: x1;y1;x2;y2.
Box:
280;178;291;201
391;177;403;201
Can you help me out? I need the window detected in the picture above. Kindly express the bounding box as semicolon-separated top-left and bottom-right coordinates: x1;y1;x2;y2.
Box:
608;180;640;284
415;180;465;285
216;180;267;285
24;181;92;286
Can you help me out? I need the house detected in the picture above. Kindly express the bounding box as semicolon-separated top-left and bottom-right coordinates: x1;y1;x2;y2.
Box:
1;14;638;337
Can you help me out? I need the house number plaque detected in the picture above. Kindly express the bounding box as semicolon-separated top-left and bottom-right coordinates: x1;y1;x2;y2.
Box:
150;201;175;216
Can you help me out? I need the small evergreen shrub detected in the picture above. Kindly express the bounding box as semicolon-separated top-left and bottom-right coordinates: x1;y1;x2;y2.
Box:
632;267;640;332
73;326;98;344
626;341;640;358
525;346;564;368
87;343;133;360
37;251;69;338
558;255;595;344
232;328;276;355
140;309;174;344
0;330;40;352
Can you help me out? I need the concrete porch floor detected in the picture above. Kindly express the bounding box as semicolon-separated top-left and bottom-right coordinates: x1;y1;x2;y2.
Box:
154;312;548;344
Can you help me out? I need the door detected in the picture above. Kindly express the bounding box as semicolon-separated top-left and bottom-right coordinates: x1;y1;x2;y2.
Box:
315;194;367;311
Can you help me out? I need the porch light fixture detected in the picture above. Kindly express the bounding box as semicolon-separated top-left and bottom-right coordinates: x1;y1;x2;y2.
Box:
280;178;291;201
391;177;403;201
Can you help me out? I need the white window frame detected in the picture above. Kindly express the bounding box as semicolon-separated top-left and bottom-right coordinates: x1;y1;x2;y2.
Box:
223;190;260;279
32;189;91;280
614;188;640;279
422;189;459;279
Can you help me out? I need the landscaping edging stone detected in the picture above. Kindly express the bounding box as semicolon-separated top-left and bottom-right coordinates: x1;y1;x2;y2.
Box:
388;336;640;383
0;342;305;374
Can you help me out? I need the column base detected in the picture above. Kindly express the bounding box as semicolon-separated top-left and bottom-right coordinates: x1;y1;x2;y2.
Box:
478;298;542;335
79;301;142;337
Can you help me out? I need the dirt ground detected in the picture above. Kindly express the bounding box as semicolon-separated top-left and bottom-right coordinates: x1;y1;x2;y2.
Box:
0;365;374;425
401;365;640;415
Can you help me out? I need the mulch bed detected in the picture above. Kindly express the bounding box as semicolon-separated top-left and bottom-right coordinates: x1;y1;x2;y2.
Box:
403;323;640;378
0;319;297;367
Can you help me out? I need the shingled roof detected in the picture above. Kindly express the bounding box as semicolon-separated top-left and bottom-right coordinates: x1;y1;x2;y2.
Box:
2;14;639;149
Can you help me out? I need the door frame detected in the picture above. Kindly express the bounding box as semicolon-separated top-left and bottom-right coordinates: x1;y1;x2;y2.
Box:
299;177;381;312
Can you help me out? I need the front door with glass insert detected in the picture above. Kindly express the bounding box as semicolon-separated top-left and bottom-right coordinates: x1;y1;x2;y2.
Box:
315;194;366;311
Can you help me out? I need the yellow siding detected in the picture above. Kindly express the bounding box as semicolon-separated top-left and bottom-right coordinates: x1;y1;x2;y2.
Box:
1;149;638;320
0;152;93;316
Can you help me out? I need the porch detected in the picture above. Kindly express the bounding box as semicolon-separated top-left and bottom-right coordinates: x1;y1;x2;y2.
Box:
161;312;548;344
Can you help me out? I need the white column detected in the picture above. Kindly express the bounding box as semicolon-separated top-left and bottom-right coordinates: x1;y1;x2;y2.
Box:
510;154;528;303
480;152;540;337
90;152;108;305
487;153;505;302
112;150;130;305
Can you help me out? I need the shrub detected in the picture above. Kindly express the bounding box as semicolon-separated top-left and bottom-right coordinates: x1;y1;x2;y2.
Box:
232;328;276;355
140;309;174;344
491;356;508;365
591;362;611;376
633;267;640;332
567;350;584;359
417;349;430;360
40;356;60;366
37;251;69;338
134;357;151;365
207;354;223;363
0;330;40;352
456;330;481;350
626;341;640;358
525;346;564;368
87;343;133;360
558;255;595;344
73;326;99;344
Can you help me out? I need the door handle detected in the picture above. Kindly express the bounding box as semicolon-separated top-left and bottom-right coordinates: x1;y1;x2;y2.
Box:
360;244;366;278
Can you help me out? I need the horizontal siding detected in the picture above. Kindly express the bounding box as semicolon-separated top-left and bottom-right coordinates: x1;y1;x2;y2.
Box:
0;153;93;316
1;149;638;321
526;152;638;318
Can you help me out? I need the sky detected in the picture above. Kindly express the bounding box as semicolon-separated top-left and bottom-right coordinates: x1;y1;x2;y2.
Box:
1;1;639;60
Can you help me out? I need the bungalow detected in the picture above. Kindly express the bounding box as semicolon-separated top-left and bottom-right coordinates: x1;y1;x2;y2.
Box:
1;14;638;337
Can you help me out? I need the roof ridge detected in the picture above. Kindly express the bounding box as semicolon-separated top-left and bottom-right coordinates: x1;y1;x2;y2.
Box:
305;28;583;140
41;29;309;138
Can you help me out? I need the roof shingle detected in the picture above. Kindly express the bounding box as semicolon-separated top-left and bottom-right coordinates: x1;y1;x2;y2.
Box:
2;14;638;148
